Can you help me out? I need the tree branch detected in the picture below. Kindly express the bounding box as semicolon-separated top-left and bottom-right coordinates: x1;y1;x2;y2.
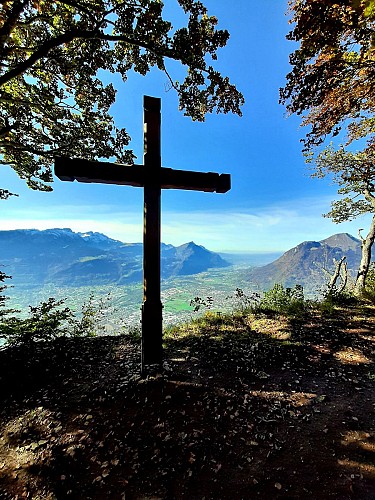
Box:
337;260;348;294
54;0;96;16
0;29;177;87
16;14;53;27
0;0;29;52
328;256;346;292
363;185;375;208
161;62;179;92
0;140;59;156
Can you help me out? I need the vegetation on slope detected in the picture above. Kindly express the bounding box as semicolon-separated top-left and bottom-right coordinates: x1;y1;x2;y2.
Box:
0;287;374;499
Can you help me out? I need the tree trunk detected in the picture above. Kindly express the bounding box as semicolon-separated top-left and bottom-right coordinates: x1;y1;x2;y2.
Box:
327;256;346;294
338;260;348;294
355;214;375;295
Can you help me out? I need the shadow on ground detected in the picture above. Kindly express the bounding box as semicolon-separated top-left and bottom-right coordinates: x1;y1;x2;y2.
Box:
0;306;374;499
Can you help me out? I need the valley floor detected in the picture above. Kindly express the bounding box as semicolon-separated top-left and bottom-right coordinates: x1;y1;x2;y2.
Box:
0;305;374;499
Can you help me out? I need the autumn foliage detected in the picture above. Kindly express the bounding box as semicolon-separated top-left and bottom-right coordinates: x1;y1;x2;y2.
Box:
281;0;375;150
281;0;375;293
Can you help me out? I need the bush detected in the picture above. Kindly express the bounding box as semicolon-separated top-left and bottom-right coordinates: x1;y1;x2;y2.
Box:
0;298;74;346
0;270;18;318
190;296;214;312
321;288;358;311
71;292;112;337
228;288;260;313
256;283;306;317
0;290;133;347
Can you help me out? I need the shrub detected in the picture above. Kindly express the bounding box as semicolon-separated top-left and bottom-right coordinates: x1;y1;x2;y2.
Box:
71;292;111;337
320;288;358;313
190;296;214;312
0;270;18;318
257;283;306;317
228;288;260;313
0;298;73;346
198;310;226;327
0;289;134;347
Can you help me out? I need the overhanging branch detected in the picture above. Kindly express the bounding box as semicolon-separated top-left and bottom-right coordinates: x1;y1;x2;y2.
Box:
0;0;29;52
0;29;177;87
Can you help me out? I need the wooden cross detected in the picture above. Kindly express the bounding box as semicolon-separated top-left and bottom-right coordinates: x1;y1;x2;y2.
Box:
54;96;230;374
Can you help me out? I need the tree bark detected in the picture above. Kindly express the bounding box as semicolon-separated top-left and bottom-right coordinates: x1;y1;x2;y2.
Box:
355;214;375;295
327;256;347;294
338;259;348;294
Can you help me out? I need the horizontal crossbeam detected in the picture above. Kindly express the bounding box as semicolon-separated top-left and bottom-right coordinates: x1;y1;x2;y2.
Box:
55;157;230;193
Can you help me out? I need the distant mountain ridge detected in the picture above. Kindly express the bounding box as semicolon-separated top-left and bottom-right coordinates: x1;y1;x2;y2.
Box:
0;228;229;286
245;233;366;294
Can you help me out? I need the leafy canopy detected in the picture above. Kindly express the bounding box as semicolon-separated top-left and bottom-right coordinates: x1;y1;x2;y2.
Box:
281;0;375;221
280;0;375;151
281;1;375;294
312;146;375;223
0;0;243;197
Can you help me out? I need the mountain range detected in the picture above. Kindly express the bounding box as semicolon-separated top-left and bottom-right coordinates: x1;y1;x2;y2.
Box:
1;229;370;295
0;229;229;287
245;233;365;294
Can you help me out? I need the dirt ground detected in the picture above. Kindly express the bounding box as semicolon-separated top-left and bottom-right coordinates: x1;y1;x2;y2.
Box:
0;305;374;499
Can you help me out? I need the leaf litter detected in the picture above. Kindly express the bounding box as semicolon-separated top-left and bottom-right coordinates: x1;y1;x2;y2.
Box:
0;305;374;498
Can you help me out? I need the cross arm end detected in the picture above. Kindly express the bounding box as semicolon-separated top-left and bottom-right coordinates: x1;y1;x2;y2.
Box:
216;174;231;193
54;156;75;182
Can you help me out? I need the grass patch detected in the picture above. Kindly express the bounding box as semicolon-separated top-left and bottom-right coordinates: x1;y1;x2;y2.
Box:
163;298;193;313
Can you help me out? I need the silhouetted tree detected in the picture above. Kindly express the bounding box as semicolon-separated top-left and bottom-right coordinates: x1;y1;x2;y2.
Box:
0;0;243;197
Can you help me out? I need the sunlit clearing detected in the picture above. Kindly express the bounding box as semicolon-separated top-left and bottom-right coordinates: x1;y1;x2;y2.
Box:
359;334;375;343
313;345;332;355
250;390;317;407
338;458;375;477
339;432;375;476
333;348;373;365
341;431;375;453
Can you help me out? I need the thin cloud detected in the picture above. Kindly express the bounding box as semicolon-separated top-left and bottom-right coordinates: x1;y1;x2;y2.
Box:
0;195;371;252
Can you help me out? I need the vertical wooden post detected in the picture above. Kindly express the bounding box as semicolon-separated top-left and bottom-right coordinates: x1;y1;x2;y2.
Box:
54;95;231;377
141;96;163;372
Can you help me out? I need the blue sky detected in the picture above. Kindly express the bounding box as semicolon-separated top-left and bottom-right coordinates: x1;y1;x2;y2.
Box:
1;0;371;252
